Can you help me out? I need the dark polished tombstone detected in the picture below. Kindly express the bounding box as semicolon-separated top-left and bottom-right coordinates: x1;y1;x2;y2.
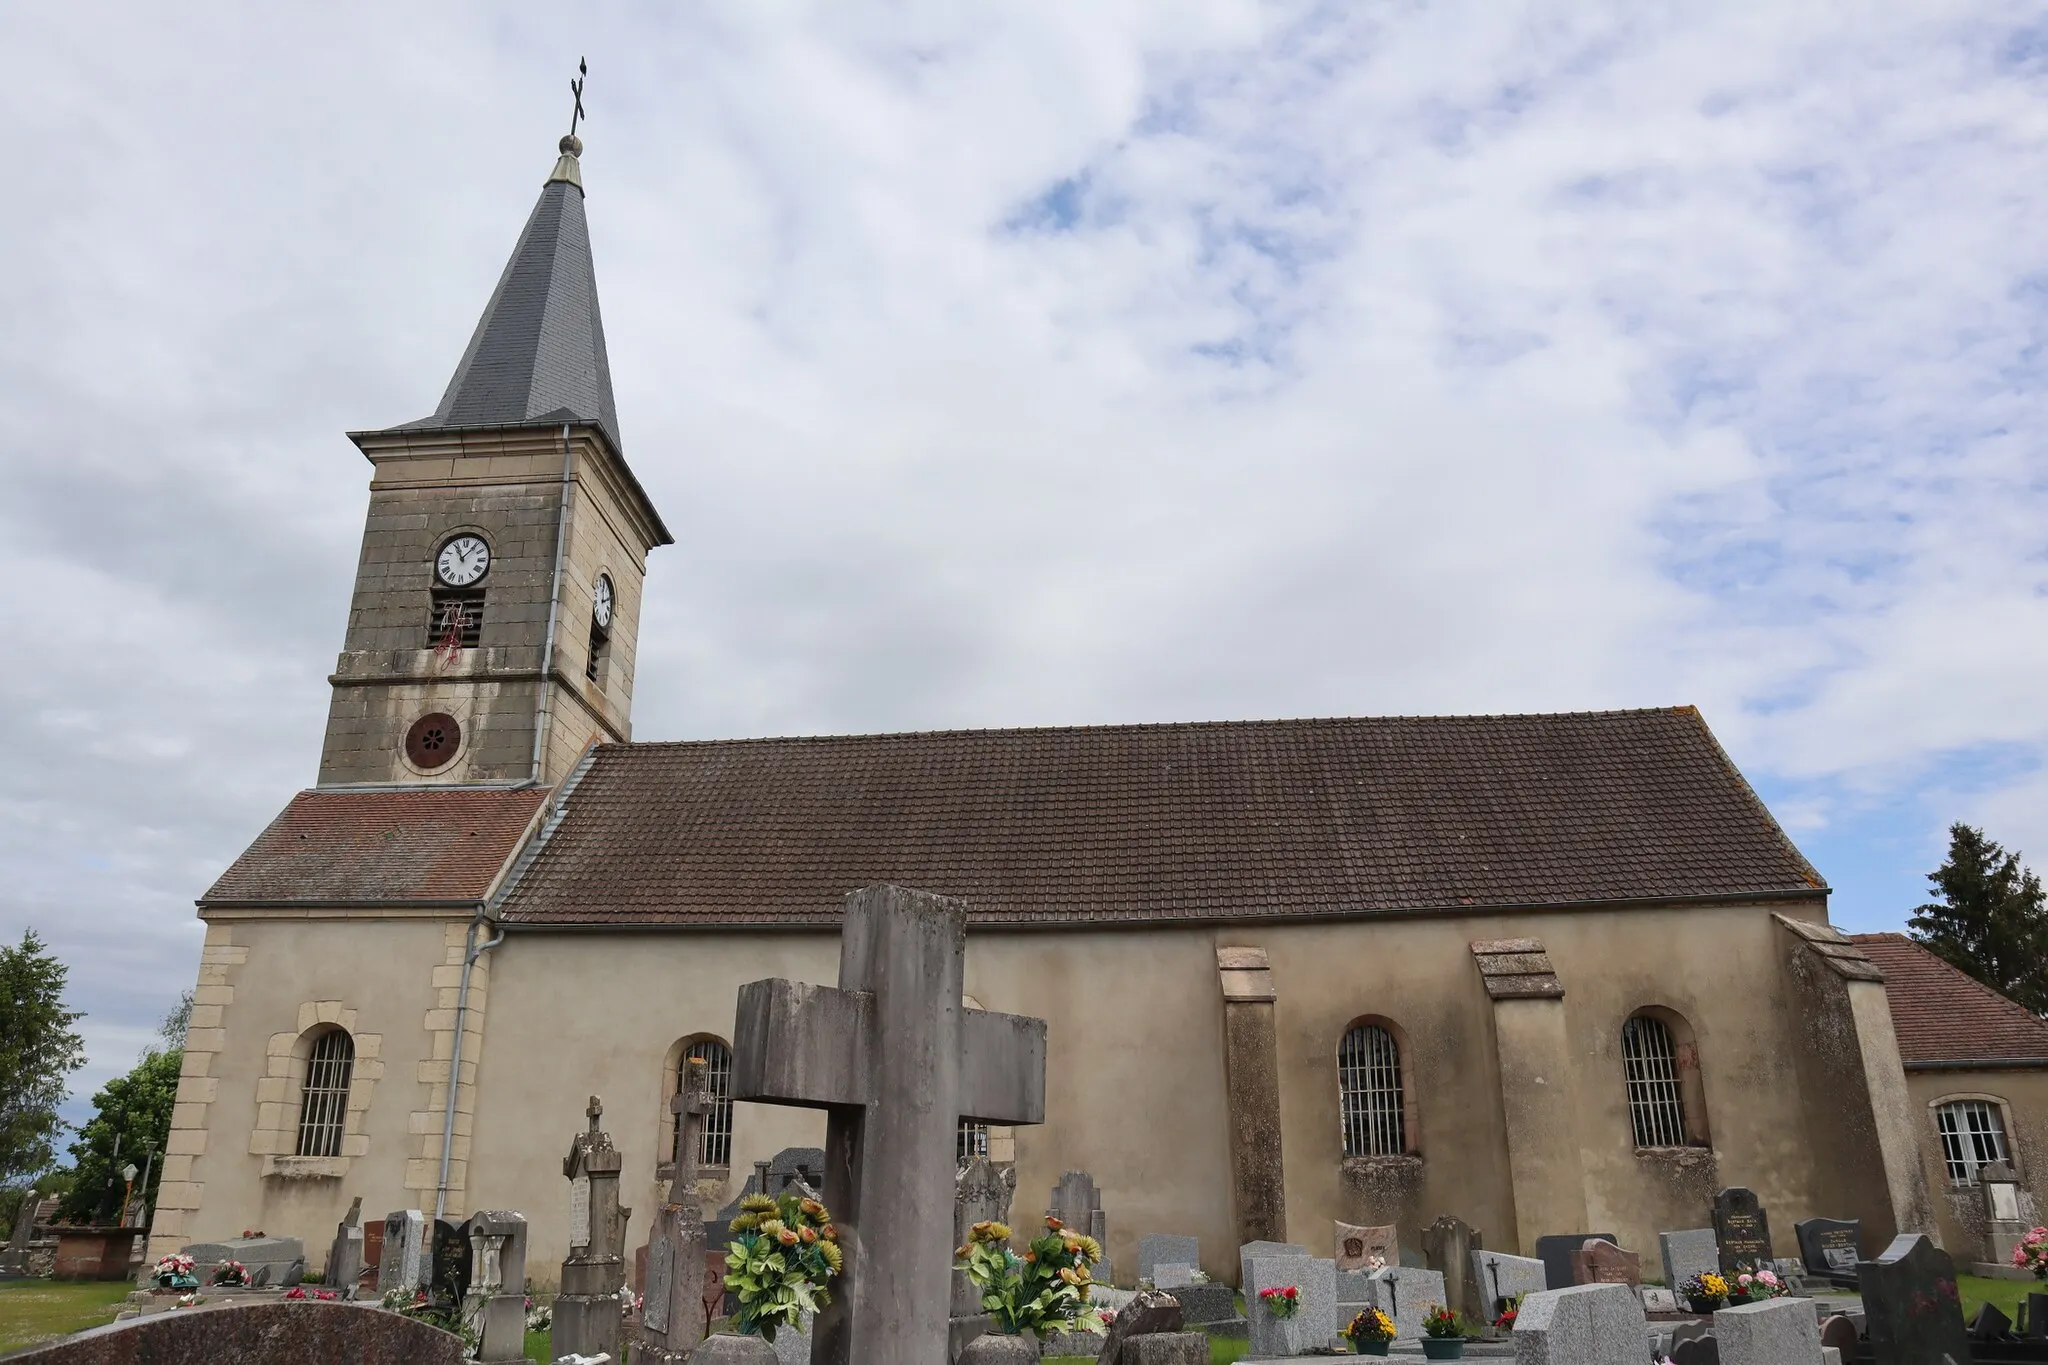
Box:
1533;1231;1616;1291
1795;1216;1862;1288
1819;1314;1861;1351
1711;1188;1772;1275
1975;1302;2018;1340
1859;1232;1967;1365
2032;1293;2048;1340
429;1218;471;1312
1671;1335;1721;1365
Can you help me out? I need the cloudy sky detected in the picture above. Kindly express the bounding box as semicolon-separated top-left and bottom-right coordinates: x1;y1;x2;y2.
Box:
3;2;2045;1117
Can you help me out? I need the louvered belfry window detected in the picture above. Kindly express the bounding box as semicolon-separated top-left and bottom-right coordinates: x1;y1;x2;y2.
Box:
427;588;485;649
1338;1023;1406;1157
1937;1099;2011;1185
296;1030;355;1158
677;1040;734;1169
1622;1014;1688;1148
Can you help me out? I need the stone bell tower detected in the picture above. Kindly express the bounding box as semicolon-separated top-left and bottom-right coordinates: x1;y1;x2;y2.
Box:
317;131;671;789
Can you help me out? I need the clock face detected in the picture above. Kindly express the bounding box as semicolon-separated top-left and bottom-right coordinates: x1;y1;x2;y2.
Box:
435;535;490;587
592;573;615;629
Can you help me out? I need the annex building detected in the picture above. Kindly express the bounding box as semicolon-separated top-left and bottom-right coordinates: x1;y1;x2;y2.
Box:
150;129;2044;1288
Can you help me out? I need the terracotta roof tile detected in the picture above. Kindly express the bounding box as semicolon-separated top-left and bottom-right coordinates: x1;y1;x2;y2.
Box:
1848;933;2048;1064
496;707;1822;928
202;788;548;906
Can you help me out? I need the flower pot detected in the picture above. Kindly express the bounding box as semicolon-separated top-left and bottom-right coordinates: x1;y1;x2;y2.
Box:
1420;1339;1466;1360
1352;1340;1391;1356
958;1331;1041;1364
689;1332;780;1363
1686;1297;1725;1315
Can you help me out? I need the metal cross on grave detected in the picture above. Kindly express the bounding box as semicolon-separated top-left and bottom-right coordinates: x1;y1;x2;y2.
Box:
733;883;1048;1365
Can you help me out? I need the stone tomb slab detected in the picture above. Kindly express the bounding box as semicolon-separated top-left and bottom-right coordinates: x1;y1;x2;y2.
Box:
1138;1235;1200;1285
1123;1335;1207;1365
1858;1232;1967;1365
1660;1229;1721;1294
1715;1296;1822;1364
1471;1249;1546;1319
180;1235;304;1285
1510;1282;1648;1365
1533;1232;1615;1291
1245;1254;1337;1357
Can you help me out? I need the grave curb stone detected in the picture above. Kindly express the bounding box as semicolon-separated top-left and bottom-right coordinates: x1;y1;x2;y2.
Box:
1714;1296;1822;1365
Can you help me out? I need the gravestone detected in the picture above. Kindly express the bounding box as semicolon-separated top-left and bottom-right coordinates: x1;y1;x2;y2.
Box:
1122;1335;1207;1365
1049;1171;1111;1285
1534;1231;1615;1290
1153;1263;1196;1288
326;1198;364;1301
1970;1302;2014;1338
1471;1248;1546;1318
730;884;1048;1365
1095;1288;1183;1365
2031;1293;2048;1340
1858;1232;1967;1365
1510;1282;1649;1365
1795;1217;1861;1287
428;1218;470;1313
1660;1228;1720;1294
639;1059;715;1362
1981;1160;2033;1267
1642;1285;1678;1314
460;1210;527;1362
1572;1237;1642;1289
1334;1220;1398;1272
1138;1234;1198;1285
181;1233;305;1286
1;1298;466;1364
708;1147;827;1249
1671;1337;1722;1365
1711;1188;1772;1275
1244;1253;1338;1357
1237;1239;1309;1292
1716;1297;1821;1364
377;1211;426;1296
1166;1281;1237;1326
771;1311;815;1365
950;1155;1016;1359
1819;1314;1860;1350
1420;1215;1482;1324
0;1197;39;1277
1360;1264;1445;1341
554;1096;633;1365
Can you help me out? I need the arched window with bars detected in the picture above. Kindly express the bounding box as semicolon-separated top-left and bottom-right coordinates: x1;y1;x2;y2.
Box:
674;1038;734;1170
296;1029;355;1158
1622;1012;1692;1148
1338;1021;1407;1158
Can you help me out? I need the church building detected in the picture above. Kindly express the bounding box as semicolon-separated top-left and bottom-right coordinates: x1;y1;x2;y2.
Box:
154;127;2019;1289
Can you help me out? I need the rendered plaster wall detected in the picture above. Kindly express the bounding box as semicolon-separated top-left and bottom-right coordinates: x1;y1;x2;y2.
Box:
1905;1067;2048;1259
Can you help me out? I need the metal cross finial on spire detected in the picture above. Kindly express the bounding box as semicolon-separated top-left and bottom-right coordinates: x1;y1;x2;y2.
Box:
568;57;587;140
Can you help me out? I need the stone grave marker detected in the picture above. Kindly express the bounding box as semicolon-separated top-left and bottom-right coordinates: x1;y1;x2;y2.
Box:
1471;1248;1546;1319
553;1096;632;1365
1511;1282;1648;1365
461;1210;527;1362
1981;1159;2033;1267
1711;1188;1772;1275
0;1198;38;1277
1237;1239;1308;1292
327;1197;364;1300
1818;1314;1860;1351
1660;1228;1720;1293
377;1210;426;1296
1123;1335;1207;1365
1858;1231;1967;1365
1641;1285;1678;1313
1716;1297;1821;1364
1970;1301;2015;1338
181;1233;305;1286
1572;1237;1642;1289
2;1298;467;1364
639;1059;715;1362
1245;1253;1337;1357
1049;1171;1110;1284
2031;1292;2048;1339
1420;1215;1482;1324
1360;1264;1445;1341
1167;1281;1237;1327
1095;1288;1182;1365
1534;1231;1615;1291
1670;1336;1721;1365
950;1154;1016;1359
1334;1219;1398;1272
428;1218;470;1313
1794;1217;1861;1287
1153;1263;1196;1288
730;884;1048;1365
1138;1234;1198;1285
707;1147;826;1249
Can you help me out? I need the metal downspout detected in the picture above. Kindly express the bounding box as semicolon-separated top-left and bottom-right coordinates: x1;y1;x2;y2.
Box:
435;905;504;1221
530;422;575;784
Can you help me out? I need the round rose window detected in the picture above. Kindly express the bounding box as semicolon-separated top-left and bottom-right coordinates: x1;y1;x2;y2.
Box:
405;713;461;770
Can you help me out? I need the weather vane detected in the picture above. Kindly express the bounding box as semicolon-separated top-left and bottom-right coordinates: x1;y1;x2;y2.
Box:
568;57;587;141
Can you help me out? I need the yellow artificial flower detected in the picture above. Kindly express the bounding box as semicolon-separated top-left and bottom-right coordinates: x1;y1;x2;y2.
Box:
818;1241;844;1273
739;1194;778;1214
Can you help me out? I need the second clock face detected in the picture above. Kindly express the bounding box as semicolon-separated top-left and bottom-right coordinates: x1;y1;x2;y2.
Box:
593;573;615;629
436;535;490;587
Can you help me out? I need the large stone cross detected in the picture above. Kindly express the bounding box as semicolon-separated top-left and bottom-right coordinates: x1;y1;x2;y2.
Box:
733;883;1047;1365
638;1061;713;1362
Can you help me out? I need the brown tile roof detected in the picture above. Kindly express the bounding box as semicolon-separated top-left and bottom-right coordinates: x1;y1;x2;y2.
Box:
201;788;548;906
496;707;1824;928
1848;933;2048;1065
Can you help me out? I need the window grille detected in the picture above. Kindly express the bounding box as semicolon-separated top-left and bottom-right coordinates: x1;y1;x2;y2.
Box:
1622;1015;1688;1148
1937;1099;2011;1185
1338;1023;1406;1157
958;1120;990;1162
586;618;610;682
427;588;485;649
296;1030;355;1158
677;1040;734;1169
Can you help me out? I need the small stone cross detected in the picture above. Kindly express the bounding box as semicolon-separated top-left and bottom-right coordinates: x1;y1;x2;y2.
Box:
586;1095;602;1133
668;1059;711;1209
733;883;1048;1365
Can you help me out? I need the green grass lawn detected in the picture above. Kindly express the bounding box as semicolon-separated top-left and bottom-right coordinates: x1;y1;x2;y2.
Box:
0;1280;134;1355
1961;1272;2035;1324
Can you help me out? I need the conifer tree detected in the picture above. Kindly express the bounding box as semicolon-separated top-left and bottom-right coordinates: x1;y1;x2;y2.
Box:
1909;823;2048;1014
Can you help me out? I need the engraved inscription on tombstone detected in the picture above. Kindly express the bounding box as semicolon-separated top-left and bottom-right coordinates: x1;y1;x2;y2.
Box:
1711;1188;1772;1275
569;1175;591;1251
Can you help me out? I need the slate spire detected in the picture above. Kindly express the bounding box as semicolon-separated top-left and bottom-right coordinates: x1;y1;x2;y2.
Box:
394;132;622;449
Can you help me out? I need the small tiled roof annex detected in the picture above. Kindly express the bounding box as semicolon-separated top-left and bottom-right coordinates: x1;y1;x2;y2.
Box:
1848;933;2048;1065
201;788;548;906
495;707;1825;929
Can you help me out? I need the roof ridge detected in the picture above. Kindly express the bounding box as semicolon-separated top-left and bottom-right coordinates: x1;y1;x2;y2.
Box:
1871;934;2048;1023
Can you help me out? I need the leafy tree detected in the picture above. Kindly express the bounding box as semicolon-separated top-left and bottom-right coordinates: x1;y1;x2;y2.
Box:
159;989;193;1050
1909;823;2048;1014
59;1047;181;1225
0;930;86;1192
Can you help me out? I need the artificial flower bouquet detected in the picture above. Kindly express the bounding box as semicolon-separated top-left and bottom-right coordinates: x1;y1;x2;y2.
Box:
2013;1227;2048;1280
955;1215;1106;1337
152;1253;198;1290
1680;1271;1729;1310
1423;1306;1464;1338
1729;1268;1786;1303
211;1260;248;1287
1346;1306;1396;1343
1258;1285;1302;1319
725;1191;843;1343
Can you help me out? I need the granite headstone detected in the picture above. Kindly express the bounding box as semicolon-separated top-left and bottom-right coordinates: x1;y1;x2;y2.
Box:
1510;1282;1648;1365
1858;1232;1967;1365
1534;1232;1616;1291
1711;1189;1772;1276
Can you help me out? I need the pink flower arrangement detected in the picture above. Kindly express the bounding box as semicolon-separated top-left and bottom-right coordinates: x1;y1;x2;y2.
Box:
2013;1227;2048;1280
